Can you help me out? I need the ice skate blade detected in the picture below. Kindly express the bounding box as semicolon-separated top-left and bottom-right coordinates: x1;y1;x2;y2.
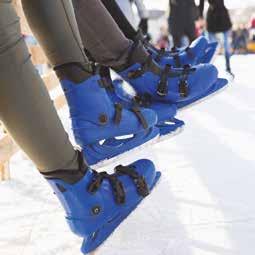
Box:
178;79;229;112
81;171;161;254
92;134;159;169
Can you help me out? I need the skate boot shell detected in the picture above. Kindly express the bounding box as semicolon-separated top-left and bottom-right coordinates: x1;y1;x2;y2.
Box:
60;75;159;166
112;79;185;140
119;58;218;105
98;67;185;140
45;152;161;254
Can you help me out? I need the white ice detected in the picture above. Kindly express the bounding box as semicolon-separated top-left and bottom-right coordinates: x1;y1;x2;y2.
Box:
1;53;255;255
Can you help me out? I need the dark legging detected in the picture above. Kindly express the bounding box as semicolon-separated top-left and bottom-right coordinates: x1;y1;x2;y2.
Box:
0;0;139;173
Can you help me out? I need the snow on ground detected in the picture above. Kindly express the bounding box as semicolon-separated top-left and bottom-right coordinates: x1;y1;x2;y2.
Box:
1;54;255;255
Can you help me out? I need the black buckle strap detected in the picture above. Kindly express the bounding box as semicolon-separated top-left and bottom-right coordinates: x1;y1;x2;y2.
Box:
178;65;195;98
155;48;166;62
133;93;152;108
132;106;148;129
127;56;154;79
157;64;171;97
114;103;123;125
115;165;150;198
98;77;114;92
87;171;126;205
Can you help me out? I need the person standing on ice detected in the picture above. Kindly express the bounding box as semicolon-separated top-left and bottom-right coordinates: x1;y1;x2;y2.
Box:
198;0;234;76
168;0;199;47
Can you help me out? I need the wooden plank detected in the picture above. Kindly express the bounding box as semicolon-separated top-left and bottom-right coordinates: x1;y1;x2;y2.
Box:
29;46;48;65
0;136;19;165
43;72;60;91
0;162;10;181
54;94;67;110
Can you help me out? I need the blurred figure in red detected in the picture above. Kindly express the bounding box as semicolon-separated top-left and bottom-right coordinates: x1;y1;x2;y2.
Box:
155;26;171;50
250;14;255;42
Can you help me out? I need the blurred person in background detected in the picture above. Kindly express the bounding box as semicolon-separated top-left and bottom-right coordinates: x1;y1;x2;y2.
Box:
168;0;199;47
232;24;249;54
250;14;255;41
199;0;233;76
155;26;171;49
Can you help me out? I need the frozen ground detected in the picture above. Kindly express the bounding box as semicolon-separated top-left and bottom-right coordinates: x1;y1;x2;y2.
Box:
1;54;255;255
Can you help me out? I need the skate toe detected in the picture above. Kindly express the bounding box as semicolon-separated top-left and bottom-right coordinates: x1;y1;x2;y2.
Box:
189;64;218;95
129;159;159;190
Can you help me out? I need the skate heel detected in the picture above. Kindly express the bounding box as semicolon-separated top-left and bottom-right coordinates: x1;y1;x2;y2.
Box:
157;118;185;138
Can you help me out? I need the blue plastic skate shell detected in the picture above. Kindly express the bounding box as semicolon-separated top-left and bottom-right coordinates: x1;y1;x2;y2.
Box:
46;159;161;254
200;42;218;64
60;75;159;165
159;36;209;67
150;37;218;67
111;78;185;138
84;127;159;166
177;78;228;109
119;62;218;104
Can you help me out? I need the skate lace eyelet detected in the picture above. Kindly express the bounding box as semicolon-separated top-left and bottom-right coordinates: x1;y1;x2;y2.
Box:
99;114;108;125
91;205;101;215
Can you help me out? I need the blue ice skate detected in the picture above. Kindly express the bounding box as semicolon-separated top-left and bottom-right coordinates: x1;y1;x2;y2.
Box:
60;75;159;166
177;78;228;109
44;152;161;254
119;57;218;104
149;37;218;67
154;36;209;67
98;67;185;139
112;79;185;140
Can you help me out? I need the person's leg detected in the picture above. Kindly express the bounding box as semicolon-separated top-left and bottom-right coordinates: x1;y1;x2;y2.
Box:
0;0;80;174
21;0;156;166
207;32;218;43
223;30;232;72
72;0;148;69
185;21;196;45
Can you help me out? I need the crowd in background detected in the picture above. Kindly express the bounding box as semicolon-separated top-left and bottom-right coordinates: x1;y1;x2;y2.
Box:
156;10;255;55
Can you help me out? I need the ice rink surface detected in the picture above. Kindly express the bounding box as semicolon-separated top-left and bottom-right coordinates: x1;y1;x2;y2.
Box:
1;54;255;255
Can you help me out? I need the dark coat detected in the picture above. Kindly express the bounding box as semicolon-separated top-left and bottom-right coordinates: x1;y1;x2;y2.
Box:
199;0;232;33
169;0;198;40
